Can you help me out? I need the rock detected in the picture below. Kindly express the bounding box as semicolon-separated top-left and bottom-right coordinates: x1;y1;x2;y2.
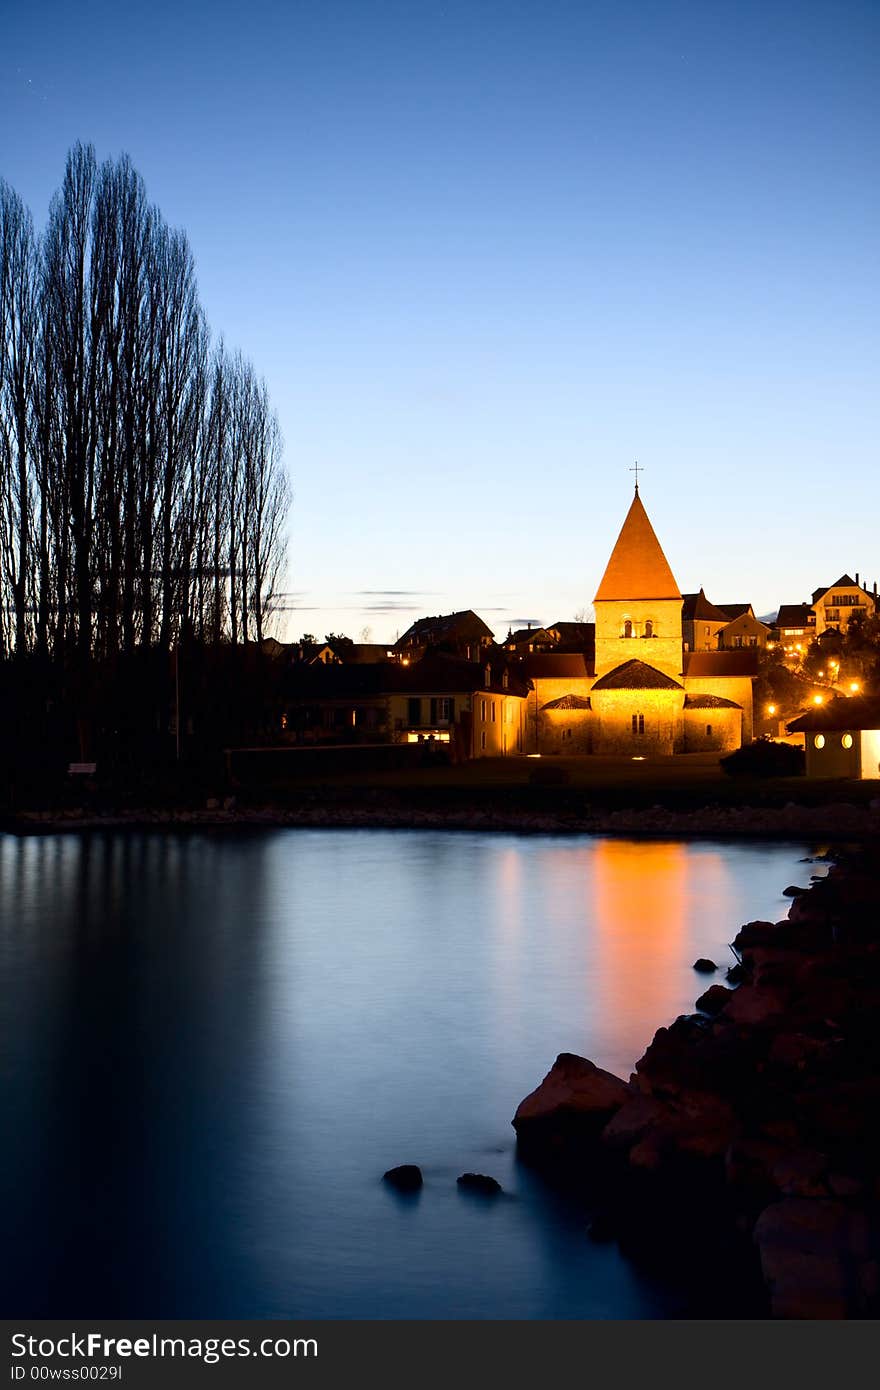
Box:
770;1149;829;1198
601;1094;667;1152
695;984;731;1016
754;1199;880;1318
726;963;747;984
513;1053;631;1152
733;921;778;951
721;983;789;1027
693;958;717;973
783;885;807;897
457;1172;502;1195
383;1164;423;1192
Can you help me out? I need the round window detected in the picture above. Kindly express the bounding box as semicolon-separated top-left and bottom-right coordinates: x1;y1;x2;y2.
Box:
814;734;825;749
841;733;853;750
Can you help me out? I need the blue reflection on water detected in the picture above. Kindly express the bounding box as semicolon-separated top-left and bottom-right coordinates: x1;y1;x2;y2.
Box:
0;829;811;1317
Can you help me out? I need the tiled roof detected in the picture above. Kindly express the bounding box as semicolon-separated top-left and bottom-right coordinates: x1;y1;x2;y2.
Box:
681;589;729;623
774;604;814;629
523;653;593;679
684;693;742;709
683;650;760;677
395;610;494;647
591;659;684;691
787;696;880;733
594;491;681;602
541;693;592;710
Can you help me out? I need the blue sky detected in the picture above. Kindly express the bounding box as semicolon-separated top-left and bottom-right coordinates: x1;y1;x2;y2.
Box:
2;0;878;641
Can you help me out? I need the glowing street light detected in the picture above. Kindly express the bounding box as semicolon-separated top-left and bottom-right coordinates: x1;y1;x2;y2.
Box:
849;681;860;694
767;704;776;716
813;695;824;705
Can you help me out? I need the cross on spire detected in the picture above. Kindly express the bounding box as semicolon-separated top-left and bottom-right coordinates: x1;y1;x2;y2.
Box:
630;460;643;494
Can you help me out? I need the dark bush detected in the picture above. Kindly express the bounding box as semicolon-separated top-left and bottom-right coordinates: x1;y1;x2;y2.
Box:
720;740;805;778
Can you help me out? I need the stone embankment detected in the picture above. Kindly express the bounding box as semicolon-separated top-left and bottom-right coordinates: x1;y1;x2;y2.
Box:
513;850;880;1318
10;797;880;838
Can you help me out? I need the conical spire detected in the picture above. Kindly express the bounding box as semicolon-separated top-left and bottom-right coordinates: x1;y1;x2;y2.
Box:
594;489;681;602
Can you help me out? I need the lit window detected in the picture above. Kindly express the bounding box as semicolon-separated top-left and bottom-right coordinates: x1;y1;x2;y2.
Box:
842;734;853;750
481;699;488;721
814;734;825;749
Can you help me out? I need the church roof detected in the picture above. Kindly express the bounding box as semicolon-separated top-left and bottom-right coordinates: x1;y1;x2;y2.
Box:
594;490;681;603
684;650;760;677
684;693;742;710
541;693;592;710
591;659;684;691
523;653;593;679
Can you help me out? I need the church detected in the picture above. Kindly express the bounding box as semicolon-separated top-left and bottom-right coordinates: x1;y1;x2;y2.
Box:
528;485;757;756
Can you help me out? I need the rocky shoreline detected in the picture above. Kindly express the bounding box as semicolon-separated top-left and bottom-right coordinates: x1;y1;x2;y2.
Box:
7;796;880;838
512;848;880;1318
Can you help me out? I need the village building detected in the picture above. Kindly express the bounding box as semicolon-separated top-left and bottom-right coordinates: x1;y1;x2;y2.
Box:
715;605;772;650
787;696;880;780
811;575;880;638
394;610;494;662
281;488;757;760
681;590;730;652
772;603;816;655
281;653;528;758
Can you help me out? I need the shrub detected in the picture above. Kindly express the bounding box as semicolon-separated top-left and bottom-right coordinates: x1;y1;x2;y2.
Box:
721;740;805;778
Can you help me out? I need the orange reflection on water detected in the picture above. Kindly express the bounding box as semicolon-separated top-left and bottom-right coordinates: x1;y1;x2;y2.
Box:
590;839;715;1073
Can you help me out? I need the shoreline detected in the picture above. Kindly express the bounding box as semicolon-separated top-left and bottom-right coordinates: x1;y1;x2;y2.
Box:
512;845;880;1319
4;798;880;838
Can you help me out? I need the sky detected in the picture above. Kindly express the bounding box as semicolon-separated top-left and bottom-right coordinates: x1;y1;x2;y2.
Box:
2;0;878;642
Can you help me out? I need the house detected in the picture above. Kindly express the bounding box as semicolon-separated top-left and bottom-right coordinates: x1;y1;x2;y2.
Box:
394;610;494;662
281;652;528;758
681;590;730;652
773;604;816;655
715;605;772;650
811;575;879;638
787;696;880;779
504;625;558;654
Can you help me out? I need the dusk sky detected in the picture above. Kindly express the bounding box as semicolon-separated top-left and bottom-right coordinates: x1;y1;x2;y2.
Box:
2;0;878;643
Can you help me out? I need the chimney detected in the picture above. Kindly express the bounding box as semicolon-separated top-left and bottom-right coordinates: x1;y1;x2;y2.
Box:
856;571;860;587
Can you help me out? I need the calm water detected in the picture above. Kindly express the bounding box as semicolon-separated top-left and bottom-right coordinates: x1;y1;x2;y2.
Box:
0;829;815;1318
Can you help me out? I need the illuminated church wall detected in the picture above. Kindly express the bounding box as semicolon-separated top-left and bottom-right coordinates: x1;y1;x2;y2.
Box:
682;706;741;753
594;597;684;683
590;688;683;756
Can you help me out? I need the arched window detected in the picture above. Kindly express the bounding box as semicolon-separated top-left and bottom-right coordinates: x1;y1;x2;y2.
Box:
623;619;632;639
644;619;654;638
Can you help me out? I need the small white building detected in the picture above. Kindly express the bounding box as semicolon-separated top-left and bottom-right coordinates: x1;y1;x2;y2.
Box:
787;697;880;779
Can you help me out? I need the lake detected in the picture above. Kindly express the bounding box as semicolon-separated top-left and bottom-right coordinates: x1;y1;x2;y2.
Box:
0;829;817;1318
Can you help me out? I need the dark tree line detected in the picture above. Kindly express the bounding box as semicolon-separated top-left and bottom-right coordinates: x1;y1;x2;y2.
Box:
0;144;290;672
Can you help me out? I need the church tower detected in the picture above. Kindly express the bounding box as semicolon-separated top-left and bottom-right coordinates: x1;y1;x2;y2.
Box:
593;486;683;682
